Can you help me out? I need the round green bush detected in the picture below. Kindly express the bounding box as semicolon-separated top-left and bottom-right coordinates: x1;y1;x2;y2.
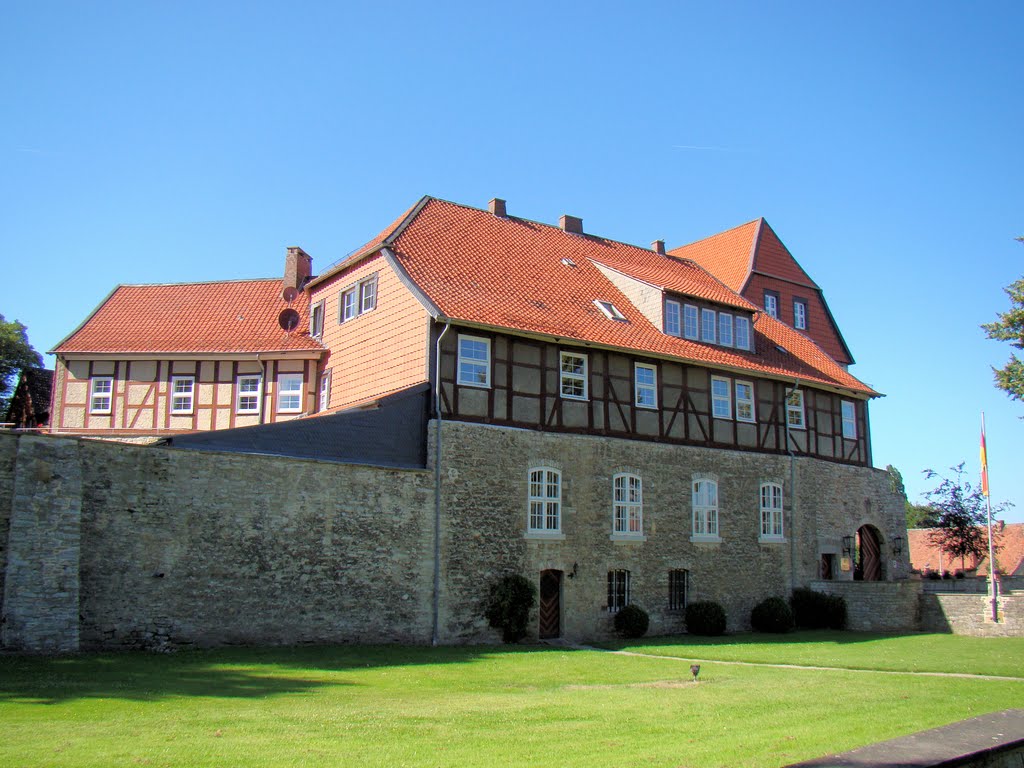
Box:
750;596;794;633
685;600;727;636
613;604;650;638
790;588;847;630
484;574;537;643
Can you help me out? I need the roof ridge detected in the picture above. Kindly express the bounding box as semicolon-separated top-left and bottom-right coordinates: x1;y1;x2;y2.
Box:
114;277;280;288
669;217;762;252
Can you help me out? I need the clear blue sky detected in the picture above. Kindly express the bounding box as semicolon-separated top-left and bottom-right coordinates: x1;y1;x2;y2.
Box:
3;2;1022;521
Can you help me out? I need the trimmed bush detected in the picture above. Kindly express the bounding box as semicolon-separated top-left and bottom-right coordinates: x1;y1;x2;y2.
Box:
613;604;650;638
790;588;847;630
750;596;795;633
685;600;727;636
484;574;537;643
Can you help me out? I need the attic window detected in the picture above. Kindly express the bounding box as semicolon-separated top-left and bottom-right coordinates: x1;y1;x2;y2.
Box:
594;300;626;321
561;257;577;268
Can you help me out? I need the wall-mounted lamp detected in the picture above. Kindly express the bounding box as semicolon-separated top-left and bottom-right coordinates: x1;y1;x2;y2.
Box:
841;536;855;557
892;535;904;556
567;562;579;579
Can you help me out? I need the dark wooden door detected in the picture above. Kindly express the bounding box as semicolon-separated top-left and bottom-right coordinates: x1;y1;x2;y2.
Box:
858;526;882;581
539;570;562;639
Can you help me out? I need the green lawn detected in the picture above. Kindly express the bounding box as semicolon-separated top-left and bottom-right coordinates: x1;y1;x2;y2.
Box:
1;634;1022;768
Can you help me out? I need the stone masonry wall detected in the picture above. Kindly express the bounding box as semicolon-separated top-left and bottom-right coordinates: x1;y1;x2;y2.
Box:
810;580;922;632
921;591;1024;637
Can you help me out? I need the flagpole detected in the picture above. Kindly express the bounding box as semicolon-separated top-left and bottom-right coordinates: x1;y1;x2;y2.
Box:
982;412;998;623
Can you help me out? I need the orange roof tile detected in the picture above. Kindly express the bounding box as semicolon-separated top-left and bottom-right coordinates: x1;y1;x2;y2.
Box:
753;221;818;289
53;279;322;355
908;523;1024;576
669;219;760;292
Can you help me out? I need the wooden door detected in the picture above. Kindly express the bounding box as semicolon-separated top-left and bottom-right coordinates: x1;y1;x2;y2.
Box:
539;570;562;639
857;526;882;581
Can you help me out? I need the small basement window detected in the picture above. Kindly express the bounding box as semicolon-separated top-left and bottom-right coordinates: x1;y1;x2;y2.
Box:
594;300;626;321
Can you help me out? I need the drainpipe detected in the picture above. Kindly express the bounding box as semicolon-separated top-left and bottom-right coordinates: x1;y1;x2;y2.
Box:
431;320;451;646
257;353;266;424
786;379;800;592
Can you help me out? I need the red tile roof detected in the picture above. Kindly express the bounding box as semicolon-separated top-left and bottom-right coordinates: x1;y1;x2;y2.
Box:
53;279;322;354
387;198;877;396
908;523;1024;576
752;221;818;289
669;219;760;292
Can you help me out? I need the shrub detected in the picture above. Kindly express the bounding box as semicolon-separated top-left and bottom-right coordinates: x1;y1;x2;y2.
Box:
750;596;794;633
484;574;537;643
685;600;727;636
613;604;650;638
790;588;847;630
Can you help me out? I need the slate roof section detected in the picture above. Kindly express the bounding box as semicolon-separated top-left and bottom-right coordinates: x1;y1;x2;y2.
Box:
53;279;322;354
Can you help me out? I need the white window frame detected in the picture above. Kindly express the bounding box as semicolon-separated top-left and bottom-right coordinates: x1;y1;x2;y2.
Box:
319;369;332;412
711;376;731;419
236;375;262;414
457;334;491;388
735;380;755;423
735;315;751;350
665;299;681;336
634;363;657;409
359;276;377;313
683;304;699;340
760;482;784;540
700;308;716;343
607;569;630;613
842;400;857;439
594;299;626;321
612;473;643;537
310;301;324;339
668;568;688;612
786;389;805;430
340;287;358;322
718;312;734;347
794;299;807;330
89;376;113;414
528;467;561;534
692;478;719;539
277;373;304;413
170;375;195;415
559;351;588;400
764;291;779;319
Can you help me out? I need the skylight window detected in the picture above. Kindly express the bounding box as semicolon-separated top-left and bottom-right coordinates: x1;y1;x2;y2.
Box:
561;257;577;268
594;300;626;321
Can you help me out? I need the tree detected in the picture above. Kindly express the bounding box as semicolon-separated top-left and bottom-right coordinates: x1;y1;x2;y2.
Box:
0;314;43;413
981;237;1024;404
887;464;940;529
923;463;1011;571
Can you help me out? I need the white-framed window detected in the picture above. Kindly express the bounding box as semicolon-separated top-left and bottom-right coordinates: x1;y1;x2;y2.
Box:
607;569;630;613
711;376;731;419
735;316;751;350
359;276;378;313
559;351;588;400
528;467;561;533
319;369;332;412
692;478;719;537
735;381;755;423
341;288;358;322
718;313;733;347
277;373;303;413
665;299;681;336
634;363;657;409
310;301;324;339
764;291;779;319
613;473;643;536
236;375;262;414
786;389;805;429
683;304;699;340
594;299;627;321
842;400;857;439
701;308;716;342
760;482;784;539
170;376;195;415
794;299;808;330
668;569;688;612
339;274;379;323
457;334;491;388
89;376;113;414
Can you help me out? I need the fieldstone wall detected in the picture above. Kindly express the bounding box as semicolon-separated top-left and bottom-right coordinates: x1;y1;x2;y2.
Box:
810;580;922;632
921;591;1024;637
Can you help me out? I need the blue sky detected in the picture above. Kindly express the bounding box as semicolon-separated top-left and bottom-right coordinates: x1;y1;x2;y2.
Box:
3;2;1022;521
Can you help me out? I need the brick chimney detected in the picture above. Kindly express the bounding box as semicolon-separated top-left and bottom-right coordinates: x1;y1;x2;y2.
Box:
560;214;583;235
651;239;666;254
489;198;507;217
284;246;312;292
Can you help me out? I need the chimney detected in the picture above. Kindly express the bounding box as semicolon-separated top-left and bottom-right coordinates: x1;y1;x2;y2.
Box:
560;214;583;235
284;246;312;292
651;239;666;255
489;198;507;217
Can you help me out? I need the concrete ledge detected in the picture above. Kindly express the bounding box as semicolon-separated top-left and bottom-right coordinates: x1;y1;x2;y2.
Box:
787;709;1024;767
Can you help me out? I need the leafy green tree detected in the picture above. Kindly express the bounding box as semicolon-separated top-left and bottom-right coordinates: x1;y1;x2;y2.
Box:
906;502;940;530
0;314;43;413
981;237;1024;404
924;464;1011;571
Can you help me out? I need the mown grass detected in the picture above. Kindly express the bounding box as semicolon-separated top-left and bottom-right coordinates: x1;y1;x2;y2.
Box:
1;634;1021;768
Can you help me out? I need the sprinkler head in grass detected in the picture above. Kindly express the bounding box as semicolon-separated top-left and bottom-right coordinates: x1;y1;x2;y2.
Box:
690;664;700;681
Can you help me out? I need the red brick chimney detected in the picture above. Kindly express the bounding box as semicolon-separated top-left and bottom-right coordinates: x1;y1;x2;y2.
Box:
489;198;507;217
284;247;312;293
651;240;666;254
560;215;583;234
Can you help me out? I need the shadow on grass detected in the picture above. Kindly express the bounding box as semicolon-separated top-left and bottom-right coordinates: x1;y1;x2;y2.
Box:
598;629;927;652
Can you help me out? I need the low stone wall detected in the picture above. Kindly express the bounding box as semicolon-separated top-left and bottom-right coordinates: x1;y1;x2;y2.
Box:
920;591;1024;637
809;580;921;632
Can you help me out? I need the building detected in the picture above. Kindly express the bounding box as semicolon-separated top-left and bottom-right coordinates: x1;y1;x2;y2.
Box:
909;523;1024;577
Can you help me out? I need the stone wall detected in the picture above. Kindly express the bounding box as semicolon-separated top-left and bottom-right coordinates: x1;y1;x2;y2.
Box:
810;580;922;632
920;591;1024;637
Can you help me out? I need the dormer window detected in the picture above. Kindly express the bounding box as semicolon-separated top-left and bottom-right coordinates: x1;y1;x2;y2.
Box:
764;290;780;319
700;309;716;343
664;295;753;352
735;316;751;351
794;299;808;330
594;300;626;321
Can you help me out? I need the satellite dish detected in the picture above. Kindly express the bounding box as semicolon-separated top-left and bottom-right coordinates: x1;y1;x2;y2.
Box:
281;286;298;303
278;308;300;333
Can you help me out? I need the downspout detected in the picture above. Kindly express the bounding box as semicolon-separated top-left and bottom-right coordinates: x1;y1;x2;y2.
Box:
257;353;266;425
431;319;452;646
786;379;800;592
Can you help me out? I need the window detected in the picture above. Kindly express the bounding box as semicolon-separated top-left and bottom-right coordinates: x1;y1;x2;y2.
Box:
559;351;588;400
842;400;857;439
711;376;731;419
692;478;719;537
319;370;332;412
683;304;699;339
665;299;681;336
237;375;262;414
718;313;733;347
701;308;716;342
760;483;784;539
458;335;491;387
735;316;751;351
607;569;630;613
359;276;377;313
277;374;303;413
613;473;643;536
668;569;688;612
340;274;379;323
793;299;807;330
90;377;113;414
528;467;561;533
310;301;324;339
170;376;195;415
786;389;805;429
764;290;779;319
341;288;358;322
634;363;657;409
594;299;626;321
735;381;755;423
